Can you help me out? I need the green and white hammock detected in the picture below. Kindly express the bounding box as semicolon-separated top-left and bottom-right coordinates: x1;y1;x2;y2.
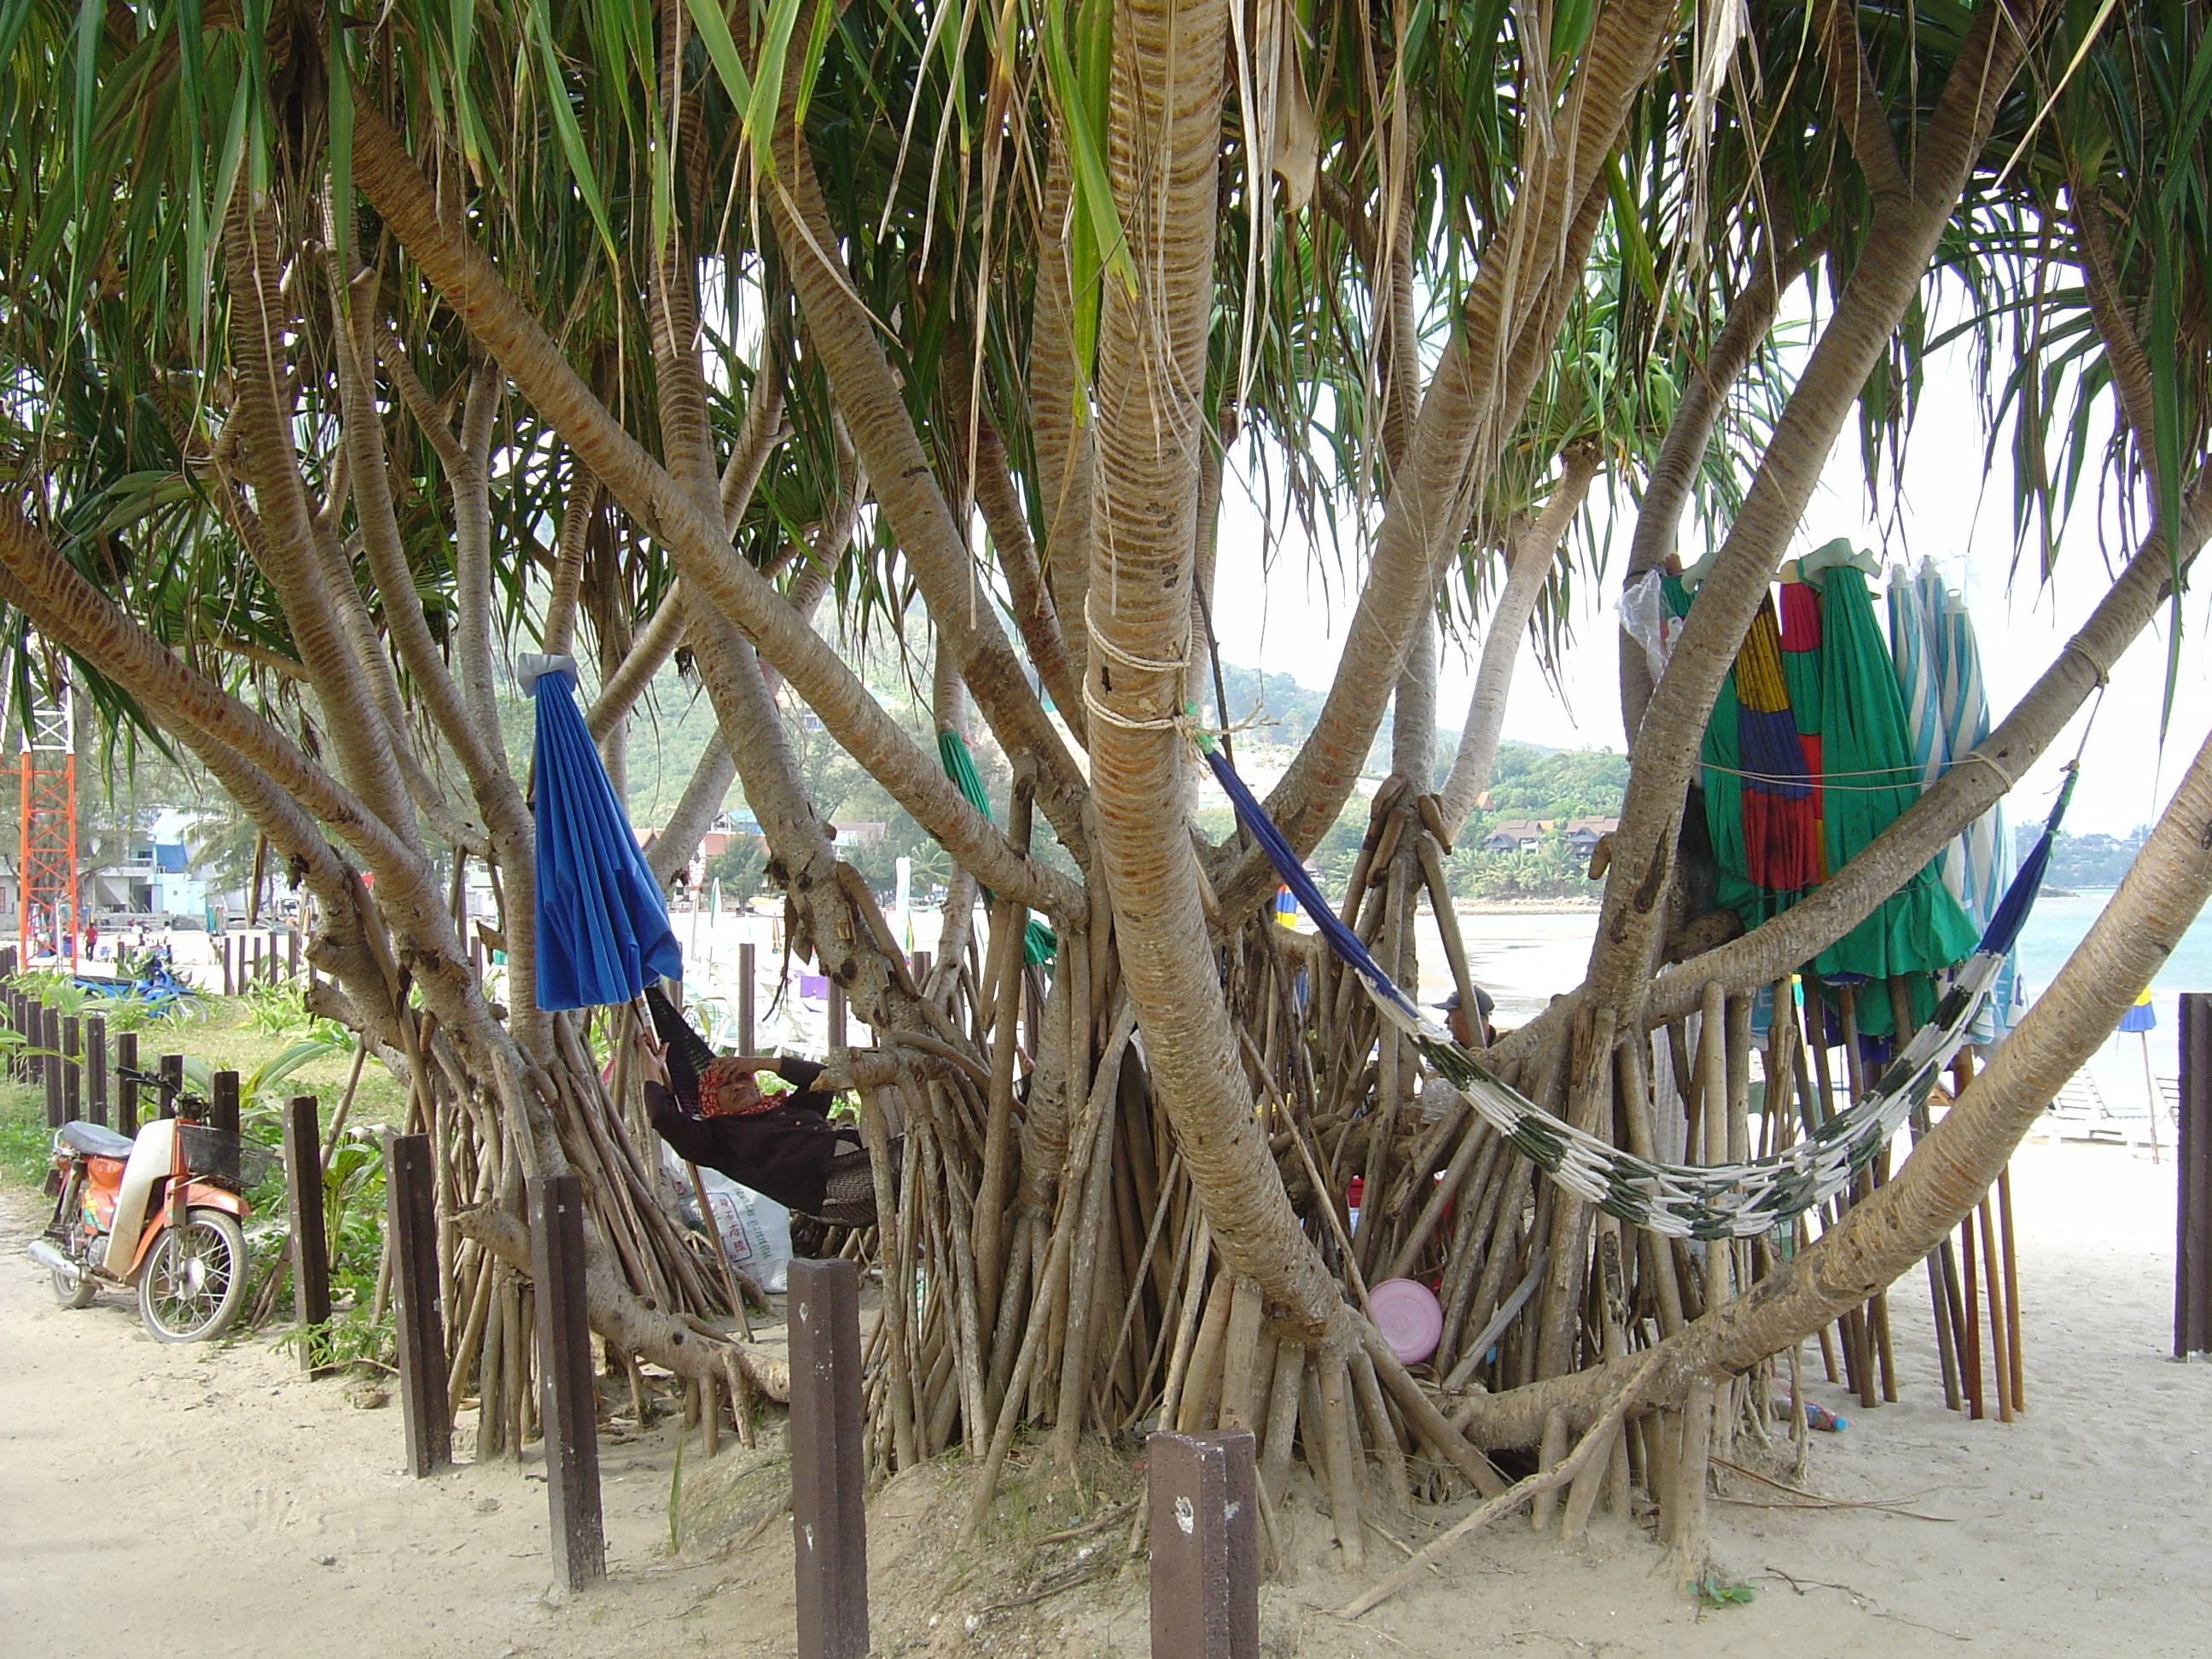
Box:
1205;744;2071;1241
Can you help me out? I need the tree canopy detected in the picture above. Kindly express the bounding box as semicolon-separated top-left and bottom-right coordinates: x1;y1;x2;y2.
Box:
2;0;2209;1589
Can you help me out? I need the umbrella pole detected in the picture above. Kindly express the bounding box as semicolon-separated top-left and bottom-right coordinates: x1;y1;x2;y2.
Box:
2144;1032;2163;1164
1837;987;1892;1410
1800;992;1854;1388
1890;974;1963;1412
687;1159;757;1342
631;997;758;1342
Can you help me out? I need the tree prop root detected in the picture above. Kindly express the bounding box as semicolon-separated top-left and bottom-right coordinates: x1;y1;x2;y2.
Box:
1336;1349;1664;1620
455;1204;790;1401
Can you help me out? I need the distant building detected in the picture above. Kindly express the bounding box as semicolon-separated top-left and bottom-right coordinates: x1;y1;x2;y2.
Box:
113;808;207;918
1560;817;1619;857
1476;815;1618;857
1481;818;1551;853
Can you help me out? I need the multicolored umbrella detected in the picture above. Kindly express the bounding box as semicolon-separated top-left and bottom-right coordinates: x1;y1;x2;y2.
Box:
521;653;684;1011
1691;588;1820;924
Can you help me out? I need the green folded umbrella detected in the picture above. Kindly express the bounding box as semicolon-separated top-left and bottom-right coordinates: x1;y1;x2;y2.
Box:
938;727;1057;966
1802;564;1977;1035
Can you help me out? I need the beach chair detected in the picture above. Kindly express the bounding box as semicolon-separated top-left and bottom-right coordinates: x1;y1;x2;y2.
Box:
2093;1074;2159;1152
2039;1073;2108;1140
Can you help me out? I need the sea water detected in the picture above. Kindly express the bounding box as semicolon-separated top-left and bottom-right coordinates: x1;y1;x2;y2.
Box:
1418;891;2212;1109
2011;890;2212;1102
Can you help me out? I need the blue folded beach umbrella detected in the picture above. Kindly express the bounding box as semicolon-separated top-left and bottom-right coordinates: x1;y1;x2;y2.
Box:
520;653;684;1011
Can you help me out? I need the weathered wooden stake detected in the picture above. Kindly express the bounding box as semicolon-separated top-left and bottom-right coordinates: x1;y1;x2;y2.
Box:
790;1256;868;1658
2178;992;2212;1359
529;1173;606;1588
738;942;757;1053
159;1051;183;1116
288;929;300;978
386;1132;451;1476
85;1016;108;1126
828;981;848;1051
285;1097;332;1368
115;1031;139;1135
220;935;234;997
1148;1429;1260;1659
211;1069;241;1138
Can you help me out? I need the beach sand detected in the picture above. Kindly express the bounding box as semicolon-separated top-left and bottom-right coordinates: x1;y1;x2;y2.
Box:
5;1133;2209;1656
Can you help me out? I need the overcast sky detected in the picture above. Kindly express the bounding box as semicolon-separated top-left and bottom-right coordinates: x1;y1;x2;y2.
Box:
1208;334;2209;840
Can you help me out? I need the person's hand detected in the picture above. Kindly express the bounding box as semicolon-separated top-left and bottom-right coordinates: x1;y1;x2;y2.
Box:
637;1030;670;1087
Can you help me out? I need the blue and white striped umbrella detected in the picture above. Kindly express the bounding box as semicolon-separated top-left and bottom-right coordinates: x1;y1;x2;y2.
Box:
1891;562;2018;1042
1887;564;1961;899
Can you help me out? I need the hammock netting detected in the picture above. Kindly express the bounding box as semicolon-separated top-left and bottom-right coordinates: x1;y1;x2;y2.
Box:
1202;743;2072;1241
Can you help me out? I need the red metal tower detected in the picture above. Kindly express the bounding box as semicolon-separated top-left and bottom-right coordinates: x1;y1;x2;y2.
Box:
18;687;77;969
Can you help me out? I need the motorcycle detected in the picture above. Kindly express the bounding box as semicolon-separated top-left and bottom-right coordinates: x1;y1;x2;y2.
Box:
26;1067;274;1342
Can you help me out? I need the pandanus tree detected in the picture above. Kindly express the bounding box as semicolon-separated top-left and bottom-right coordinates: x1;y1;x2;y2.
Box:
2;0;2209;1582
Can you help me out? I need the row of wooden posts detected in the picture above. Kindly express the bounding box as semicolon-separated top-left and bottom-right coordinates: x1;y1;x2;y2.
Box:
216;928;303;995
377;1137;1257;1657
9;990;154;1137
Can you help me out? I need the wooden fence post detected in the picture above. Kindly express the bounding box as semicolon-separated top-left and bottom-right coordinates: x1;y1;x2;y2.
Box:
288;929;300;979
211;1069;241;1138
386;1132;451;1476
529;1173;607;1588
789;1256;868;1658
85;1015;107;1126
115;1031;138;1136
220;935;234;997
61;1015;79;1121
1147;1429;1260;1659
43;1007;64;1127
828;981;848;1051
285;1097;331;1369
2179;992;2212;1359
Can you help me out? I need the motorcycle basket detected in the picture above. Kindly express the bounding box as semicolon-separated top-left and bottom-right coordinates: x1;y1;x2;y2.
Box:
178;1124;279;1191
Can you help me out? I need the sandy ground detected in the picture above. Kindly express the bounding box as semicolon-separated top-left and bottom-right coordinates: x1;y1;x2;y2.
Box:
5;1136;2210;1658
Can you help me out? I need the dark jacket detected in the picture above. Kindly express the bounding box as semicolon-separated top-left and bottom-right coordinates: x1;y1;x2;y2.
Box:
646;1057;855;1217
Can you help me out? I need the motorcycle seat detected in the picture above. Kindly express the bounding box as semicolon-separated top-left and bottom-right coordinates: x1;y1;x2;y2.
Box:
60;1121;136;1160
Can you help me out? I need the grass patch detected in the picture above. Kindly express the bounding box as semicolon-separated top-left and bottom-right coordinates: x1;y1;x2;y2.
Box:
1;1080;49;1190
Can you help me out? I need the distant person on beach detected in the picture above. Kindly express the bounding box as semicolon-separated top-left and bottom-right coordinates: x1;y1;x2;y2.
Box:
1437;985;1495;1048
637;1029;885;1227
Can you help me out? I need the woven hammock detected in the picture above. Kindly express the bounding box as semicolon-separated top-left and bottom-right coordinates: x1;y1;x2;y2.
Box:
1202;745;2071;1240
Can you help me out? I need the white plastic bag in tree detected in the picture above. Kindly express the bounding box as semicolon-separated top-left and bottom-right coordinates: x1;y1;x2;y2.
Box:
1617;570;1679;681
672;1155;792;1293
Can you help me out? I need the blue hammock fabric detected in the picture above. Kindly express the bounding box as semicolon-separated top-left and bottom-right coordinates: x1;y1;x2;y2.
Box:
1202;744;2073;1238
527;656;685;1011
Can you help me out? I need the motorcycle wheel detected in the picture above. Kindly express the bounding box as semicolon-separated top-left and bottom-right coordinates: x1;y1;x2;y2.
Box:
137;1208;248;1342
52;1260;98;1309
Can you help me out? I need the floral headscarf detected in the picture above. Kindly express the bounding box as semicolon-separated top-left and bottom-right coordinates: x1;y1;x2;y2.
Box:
699;1057;776;1118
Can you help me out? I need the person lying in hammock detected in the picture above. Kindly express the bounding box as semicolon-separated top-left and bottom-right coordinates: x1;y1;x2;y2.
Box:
637;991;884;1229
